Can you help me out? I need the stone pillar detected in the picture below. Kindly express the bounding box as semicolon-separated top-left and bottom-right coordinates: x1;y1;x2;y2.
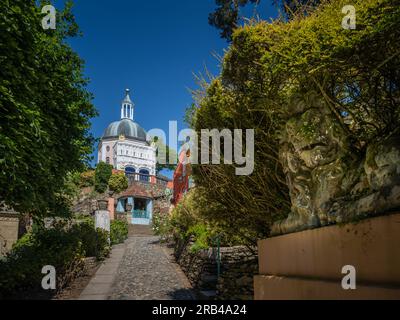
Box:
95;200;111;243
0;215;19;256
108;197;115;221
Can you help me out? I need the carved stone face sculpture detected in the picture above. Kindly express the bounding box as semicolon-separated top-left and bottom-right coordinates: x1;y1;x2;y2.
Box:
272;93;400;236
285;109;346;169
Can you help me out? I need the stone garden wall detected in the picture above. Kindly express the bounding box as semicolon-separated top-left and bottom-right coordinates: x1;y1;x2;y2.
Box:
175;239;258;300
216;247;258;300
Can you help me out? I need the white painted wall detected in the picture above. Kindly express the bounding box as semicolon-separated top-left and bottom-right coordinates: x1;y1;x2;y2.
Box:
98;138;156;175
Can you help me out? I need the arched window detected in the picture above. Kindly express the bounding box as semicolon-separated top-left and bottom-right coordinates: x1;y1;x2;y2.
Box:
139;169;150;182
106;146;110;152
125;167;136;175
106;157;110;164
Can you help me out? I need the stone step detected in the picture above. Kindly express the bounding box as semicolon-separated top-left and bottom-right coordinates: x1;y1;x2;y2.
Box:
128;224;154;236
199;290;217;300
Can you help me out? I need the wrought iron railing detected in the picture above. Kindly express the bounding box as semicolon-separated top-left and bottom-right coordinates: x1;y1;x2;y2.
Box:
132;210;150;219
126;173;169;186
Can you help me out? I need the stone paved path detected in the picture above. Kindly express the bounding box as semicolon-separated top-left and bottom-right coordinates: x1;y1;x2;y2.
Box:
109;236;195;300
79;243;126;300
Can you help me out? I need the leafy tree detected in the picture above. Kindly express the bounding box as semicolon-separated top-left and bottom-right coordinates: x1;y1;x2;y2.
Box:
108;173;128;194
94;162;113;194
209;0;321;41
0;0;97;217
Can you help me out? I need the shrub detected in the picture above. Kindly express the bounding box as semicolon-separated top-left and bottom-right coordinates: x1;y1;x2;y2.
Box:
108;173;128;194
73;217;110;260
169;191;201;241
186;224;211;253
0;218;111;297
0;222;84;297
110;220;128;245
152;212;173;242
80;170;95;188
94;162;113;193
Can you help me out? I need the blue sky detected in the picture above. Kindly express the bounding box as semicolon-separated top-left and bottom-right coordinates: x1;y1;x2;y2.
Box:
53;0;278;172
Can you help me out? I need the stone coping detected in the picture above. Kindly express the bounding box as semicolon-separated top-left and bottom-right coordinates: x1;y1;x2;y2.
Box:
258;213;400;287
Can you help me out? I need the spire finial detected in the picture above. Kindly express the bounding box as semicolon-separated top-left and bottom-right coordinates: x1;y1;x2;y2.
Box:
121;88;134;120
123;88;133;104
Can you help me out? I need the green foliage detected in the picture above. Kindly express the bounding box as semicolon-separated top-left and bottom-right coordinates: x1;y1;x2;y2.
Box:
94;162;113;193
190;0;400;245
0;217;111;296
152;212;173;241
110;220;128;245
73;216;110;260
0;0;98;217
58;172;81;209
108;173;128;194
79;170;95;188
156;190;249;250
0;221;83;296
223;0;400;144
186;224;211;253
169;191;202;241
189;78;291;246
209;0;321;41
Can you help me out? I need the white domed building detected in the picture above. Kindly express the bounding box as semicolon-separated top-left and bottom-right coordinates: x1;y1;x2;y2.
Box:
97;90;172;226
98;89;157;180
